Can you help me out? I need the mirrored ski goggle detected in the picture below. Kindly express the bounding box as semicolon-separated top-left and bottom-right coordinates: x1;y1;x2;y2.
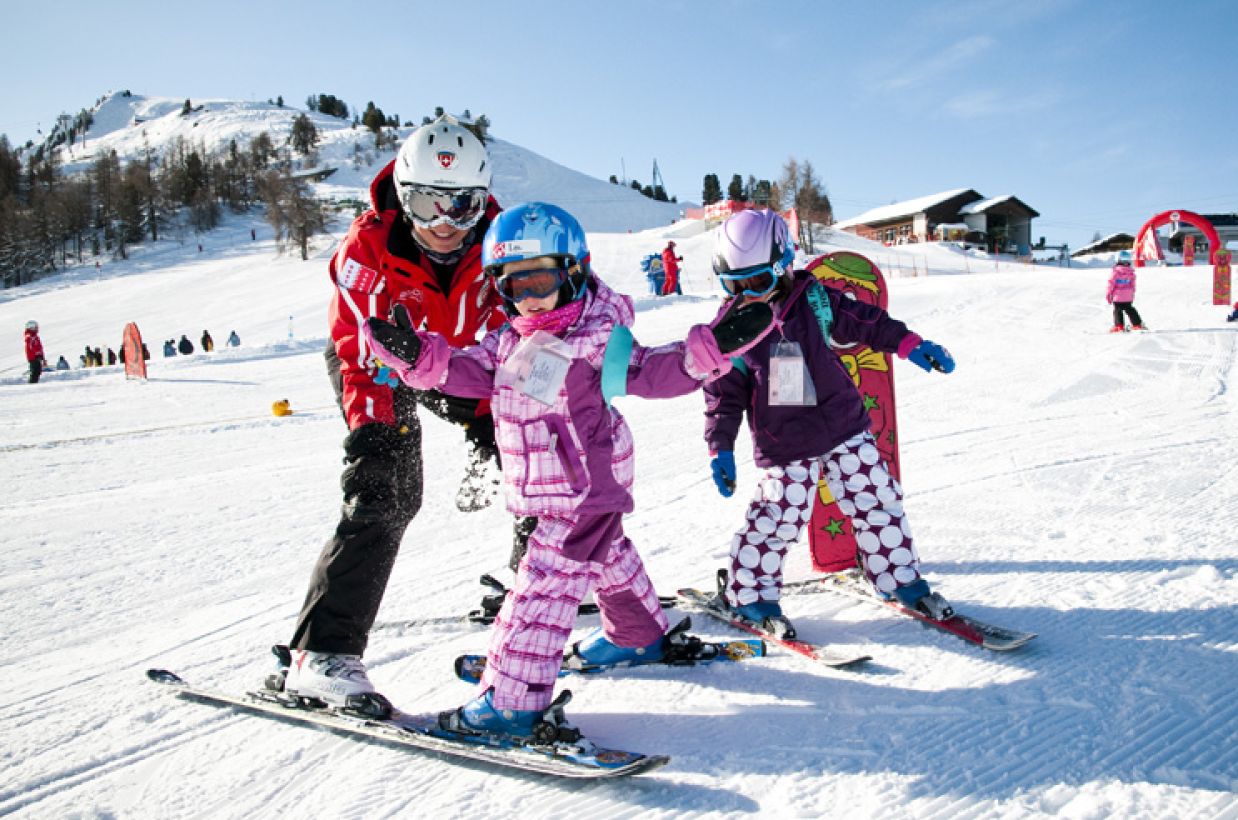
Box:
398;184;488;230
492;261;572;303
718;263;780;298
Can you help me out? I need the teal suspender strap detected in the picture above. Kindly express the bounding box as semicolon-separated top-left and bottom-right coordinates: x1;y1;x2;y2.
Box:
601;325;634;407
806;281;834;342
730;356;749;376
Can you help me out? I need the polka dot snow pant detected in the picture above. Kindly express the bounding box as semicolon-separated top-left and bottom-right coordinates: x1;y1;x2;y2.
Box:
724;431;923;607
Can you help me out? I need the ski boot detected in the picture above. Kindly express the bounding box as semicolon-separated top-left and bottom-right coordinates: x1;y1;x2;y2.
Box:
715;569;797;639
563;627;666;671
1130;324;1147;331
276;645;392;718
439;689;582;746
890;580;955;621
1109;325;1127;333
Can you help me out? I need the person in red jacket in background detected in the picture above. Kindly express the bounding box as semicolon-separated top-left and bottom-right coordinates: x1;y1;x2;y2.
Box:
661;240;684;295
277;116;519;711
23;320;45;384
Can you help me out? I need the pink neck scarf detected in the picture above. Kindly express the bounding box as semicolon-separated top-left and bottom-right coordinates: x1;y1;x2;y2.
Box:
510;298;584;337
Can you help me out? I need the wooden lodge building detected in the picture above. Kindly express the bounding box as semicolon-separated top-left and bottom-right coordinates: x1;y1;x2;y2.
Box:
835;188;1040;254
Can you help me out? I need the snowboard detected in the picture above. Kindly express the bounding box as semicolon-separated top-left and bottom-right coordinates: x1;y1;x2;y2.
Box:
783;568;1037;651
145;669;668;779
804;251;899;572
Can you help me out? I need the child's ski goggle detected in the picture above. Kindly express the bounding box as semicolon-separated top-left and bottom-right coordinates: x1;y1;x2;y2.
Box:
718;262;782;298
492;262;572;303
398;184;488;230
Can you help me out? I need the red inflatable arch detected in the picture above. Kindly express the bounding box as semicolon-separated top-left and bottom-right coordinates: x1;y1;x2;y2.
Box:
1133;210;1221;267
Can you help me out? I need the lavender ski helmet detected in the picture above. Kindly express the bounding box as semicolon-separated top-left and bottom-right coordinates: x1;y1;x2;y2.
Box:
712;209;795;278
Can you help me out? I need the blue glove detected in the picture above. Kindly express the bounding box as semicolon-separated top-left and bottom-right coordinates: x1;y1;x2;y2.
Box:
710;451;737;497
908;340;955;374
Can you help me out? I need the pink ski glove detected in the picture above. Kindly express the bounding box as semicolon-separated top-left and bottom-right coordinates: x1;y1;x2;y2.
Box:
684;323;732;382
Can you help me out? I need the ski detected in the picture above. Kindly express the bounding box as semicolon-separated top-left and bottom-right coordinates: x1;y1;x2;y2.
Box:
464;574;679;626
676;588;871;669
145;669;668;779
371;573;677;633
454;618;766;684
783;568;1037;651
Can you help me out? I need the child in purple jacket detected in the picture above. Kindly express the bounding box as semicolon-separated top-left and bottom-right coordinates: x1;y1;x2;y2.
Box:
1106;250;1145;332
364;202;770;743
702;210;956;638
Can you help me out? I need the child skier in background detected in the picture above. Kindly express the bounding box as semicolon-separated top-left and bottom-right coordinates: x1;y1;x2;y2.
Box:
1107;250;1146;332
702;209;956;638
363;202;771;742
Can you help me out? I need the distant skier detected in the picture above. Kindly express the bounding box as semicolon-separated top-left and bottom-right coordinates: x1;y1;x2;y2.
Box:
24;321;45;383
55;355;70;371
661;240;683;296
226;330;241;347
702;210;957;638
1107;250;1145;332
177;335;194;355
201;330;214;352
107;347;117;365
163;340;176;357
363;201;769;741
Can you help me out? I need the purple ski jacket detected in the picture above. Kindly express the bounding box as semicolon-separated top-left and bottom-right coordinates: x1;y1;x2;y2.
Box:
704;270;916;468
430;279;712;518
1106;264;1136;303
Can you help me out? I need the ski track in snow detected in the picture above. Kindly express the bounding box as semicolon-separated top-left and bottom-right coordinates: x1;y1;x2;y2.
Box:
1;228;1236;818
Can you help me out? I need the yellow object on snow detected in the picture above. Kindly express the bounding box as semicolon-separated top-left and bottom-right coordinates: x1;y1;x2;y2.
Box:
271;399;293;417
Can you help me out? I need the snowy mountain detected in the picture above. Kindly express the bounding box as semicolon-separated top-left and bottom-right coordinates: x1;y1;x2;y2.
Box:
52;91;686;233
1;93;1235;818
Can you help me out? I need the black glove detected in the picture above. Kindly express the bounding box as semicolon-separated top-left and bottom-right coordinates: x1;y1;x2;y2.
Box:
365;304;422;366
340;423;407;510
711;301;774;354
417;389;485;427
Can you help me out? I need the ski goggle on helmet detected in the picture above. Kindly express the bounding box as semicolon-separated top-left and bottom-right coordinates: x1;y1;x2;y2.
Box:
482;203;591;309
393;114;491;230
712;209;795;298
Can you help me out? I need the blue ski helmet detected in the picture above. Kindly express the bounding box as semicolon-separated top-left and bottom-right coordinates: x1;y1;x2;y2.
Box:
482;202;591;313
1117;249;1132;264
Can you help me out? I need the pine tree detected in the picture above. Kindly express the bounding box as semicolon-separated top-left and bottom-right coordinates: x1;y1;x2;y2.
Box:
290;114;320;156
727;174;746;202
701;173;723;205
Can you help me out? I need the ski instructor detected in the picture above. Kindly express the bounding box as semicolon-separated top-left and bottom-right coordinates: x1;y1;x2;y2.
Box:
279;115;522;709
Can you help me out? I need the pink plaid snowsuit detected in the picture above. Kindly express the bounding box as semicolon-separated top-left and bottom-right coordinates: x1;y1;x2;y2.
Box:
397;279;722;710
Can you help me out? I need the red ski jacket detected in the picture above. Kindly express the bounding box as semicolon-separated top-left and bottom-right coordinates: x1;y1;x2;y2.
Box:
24;329;44;363
328;159;504;430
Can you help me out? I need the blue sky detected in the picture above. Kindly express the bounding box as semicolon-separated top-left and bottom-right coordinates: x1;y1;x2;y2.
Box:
2;0;1236;250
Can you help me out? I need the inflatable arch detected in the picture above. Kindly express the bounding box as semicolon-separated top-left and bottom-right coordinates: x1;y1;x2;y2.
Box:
1133;210;1221;267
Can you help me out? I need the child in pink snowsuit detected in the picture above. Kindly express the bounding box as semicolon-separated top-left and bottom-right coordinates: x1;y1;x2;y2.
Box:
1106;251;1144;331
363;202;766;741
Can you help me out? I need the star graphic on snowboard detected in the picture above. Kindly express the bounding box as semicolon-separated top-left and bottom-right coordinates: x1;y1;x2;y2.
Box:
821;518;847;537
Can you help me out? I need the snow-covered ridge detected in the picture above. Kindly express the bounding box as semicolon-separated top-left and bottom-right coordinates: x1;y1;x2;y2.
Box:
50;92;685;234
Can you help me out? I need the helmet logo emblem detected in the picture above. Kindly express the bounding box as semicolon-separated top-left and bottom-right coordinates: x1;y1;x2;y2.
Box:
437;151;456;169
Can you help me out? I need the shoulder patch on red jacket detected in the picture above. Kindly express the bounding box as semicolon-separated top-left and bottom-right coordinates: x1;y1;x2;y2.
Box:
338;257;382;294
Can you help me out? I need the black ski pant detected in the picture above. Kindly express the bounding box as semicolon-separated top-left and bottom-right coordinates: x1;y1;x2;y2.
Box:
1112;302;1143;328
27;359;41;384
290;342;531;655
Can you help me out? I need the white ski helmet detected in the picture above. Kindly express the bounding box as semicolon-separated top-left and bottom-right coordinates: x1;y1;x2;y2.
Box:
396;113;492;221
25;320;38;332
